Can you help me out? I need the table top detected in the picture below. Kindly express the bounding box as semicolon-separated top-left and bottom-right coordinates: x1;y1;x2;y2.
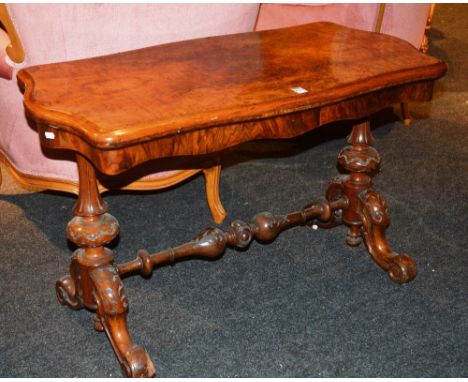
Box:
18;22;446;148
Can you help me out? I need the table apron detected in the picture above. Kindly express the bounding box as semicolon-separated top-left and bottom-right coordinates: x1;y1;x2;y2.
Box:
36;80;434;176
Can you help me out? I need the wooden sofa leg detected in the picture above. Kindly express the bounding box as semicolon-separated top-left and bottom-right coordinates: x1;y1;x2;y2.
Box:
400;102;412;126
203;165;227;224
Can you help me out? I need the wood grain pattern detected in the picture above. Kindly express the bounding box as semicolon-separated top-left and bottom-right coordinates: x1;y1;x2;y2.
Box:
18;21;446;377
18;22;446;159
23;79;436;177
0;4;25;63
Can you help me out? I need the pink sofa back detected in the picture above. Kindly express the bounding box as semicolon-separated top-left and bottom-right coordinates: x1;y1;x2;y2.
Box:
7;4;259;65
1;3;431;185
0;4;259;182
256;4;431;49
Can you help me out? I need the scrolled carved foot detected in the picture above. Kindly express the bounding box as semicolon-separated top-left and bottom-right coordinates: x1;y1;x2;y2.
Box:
56;275;83;310
359;189;417;284
90;265;156;377
120;345;156;378
387;254;417;284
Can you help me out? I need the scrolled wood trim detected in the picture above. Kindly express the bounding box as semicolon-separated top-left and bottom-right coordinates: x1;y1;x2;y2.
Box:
0;153;207;195
0;151;201;194
0;4;25;64
116;168;203;192
0;152;73;193
0;152;226;222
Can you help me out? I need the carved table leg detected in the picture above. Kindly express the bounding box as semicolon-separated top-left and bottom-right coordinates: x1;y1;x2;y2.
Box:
324;120;416;283
203;165;227;224
400;102;412;126
56;154;155;377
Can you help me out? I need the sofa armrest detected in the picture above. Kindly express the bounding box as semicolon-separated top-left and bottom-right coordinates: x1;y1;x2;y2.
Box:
0;27;13;80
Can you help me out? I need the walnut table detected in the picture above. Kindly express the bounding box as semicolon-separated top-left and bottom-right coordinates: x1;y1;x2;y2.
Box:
17;22;447;377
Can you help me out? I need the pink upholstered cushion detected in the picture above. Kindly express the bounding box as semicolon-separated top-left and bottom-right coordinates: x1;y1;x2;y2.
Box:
8;4;260;64
256;3;431;49
256;4;381;32
0;4;259;183
380;4;432;49
0;28;13;80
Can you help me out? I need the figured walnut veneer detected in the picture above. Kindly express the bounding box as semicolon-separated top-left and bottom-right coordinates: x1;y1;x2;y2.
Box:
18;22;445;175
17;22;446;377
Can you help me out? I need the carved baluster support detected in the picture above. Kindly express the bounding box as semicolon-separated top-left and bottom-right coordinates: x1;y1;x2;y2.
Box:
56;154;155;377
336;121;380;246
326;120;416;283
57;154;118;310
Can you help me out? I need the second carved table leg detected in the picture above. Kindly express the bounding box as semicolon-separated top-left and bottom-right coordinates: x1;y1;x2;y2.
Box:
56;154;155;377
400;102;412;126
324;120;416;284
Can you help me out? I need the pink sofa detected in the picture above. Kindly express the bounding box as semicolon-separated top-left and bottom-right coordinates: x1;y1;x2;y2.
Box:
0;4;432;222
0;4;260;223
255;4;432;50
